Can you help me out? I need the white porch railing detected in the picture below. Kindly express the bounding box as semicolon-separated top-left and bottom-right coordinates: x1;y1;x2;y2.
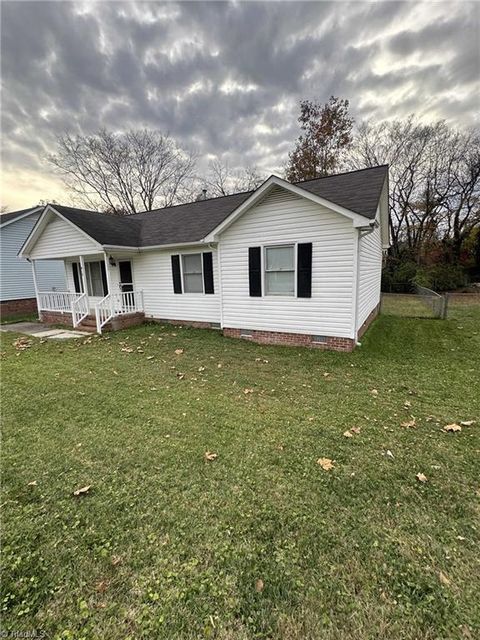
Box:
95;290;144;334
72;293;89;327
38;291;83;312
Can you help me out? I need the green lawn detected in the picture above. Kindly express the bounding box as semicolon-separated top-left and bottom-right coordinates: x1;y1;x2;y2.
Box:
2;303;479;640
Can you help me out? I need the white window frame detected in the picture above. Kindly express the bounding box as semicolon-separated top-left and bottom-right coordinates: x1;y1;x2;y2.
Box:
263;243;297;297
180;252;205;294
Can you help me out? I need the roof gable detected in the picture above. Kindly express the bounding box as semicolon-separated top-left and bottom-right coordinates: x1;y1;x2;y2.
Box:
0;207;42;228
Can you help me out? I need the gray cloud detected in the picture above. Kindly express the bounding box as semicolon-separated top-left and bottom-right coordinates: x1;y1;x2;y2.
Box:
1;0;478;208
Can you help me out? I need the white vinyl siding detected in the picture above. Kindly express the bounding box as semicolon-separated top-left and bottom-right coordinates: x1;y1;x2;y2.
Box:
0;214;66;301
357;219;382;329
29;215;99;259
132;247;220;323
219;186;356;338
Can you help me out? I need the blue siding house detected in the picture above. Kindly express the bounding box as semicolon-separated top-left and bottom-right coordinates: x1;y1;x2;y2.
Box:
1;207;66;316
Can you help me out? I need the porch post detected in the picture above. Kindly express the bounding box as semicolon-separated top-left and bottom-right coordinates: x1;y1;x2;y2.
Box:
103;252;112;294
30;259;41;319
79;256;89;296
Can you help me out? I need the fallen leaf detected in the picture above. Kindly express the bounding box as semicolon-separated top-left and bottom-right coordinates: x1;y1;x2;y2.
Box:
370;389;378;397
438;571;450;586
404;400;412;408
350;426;361;434
460;420;475;427
401;418;416;428
243;388;254;394
174;348;184;355
255;579;264;592
176;372;185;380
343;430;354;438
443;423;462;433
217;363;222;368
198;366;206;372
317;457;334;471
386;450;394;459
416;473;427;483
95;580;109;593
73;485;92;496
323;372;331;378
121;347;133;353
204;451;218;462
113;370;119;375
27;480;37;486
146;355;155;360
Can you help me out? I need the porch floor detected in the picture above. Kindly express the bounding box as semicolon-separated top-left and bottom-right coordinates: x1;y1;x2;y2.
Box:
0;322;91;339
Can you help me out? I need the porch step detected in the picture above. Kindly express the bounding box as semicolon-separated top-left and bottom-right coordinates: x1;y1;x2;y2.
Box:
78;315;112;332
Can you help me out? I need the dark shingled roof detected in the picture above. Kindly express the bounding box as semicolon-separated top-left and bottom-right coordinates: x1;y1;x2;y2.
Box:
0;206;41;226
47;165;388;248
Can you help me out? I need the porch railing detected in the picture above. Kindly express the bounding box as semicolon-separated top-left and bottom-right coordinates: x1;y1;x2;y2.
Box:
95;290;144;334
38;291;83;312
72;293;89;327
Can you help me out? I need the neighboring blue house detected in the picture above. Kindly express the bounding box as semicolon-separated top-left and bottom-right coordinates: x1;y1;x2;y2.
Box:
0;207;66;316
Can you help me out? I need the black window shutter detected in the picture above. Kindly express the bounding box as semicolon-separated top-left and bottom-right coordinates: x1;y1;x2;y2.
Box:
72;262;82;293
203;252;214;294
248;247;262;296
297;243;312;298
171;255;182;293
100;261;108;295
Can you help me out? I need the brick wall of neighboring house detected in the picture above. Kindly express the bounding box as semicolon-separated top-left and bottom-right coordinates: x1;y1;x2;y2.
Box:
223;327;355;352
39;310;73;326
357;303;380;340
0;297;38;317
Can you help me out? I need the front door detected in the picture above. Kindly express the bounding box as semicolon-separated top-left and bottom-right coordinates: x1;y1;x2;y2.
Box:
118;260;135;311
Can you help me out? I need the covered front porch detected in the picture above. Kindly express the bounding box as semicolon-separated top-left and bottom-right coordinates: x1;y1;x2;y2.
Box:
32;252;145;334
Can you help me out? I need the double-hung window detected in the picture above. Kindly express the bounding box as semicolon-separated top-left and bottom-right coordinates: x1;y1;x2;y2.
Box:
264;245;295;296
182;253;204;293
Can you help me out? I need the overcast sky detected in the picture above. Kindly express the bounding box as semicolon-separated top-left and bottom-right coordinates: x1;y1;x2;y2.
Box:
1;0;479;210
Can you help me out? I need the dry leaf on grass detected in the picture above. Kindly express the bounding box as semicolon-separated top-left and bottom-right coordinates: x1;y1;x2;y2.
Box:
27;480;37;486
95;580;109;593
386;450;394;459
243;388;254;395
73;485;92;496
370;389;379;397
204;451;218;462
146;355;155;360
317;457;335;471
401;418;416;428
176;372;185;380
13;337;32;351
460;420;475;427
438;571;451;586
416;473;427;483
255;579;264;592
343;430;354;438
443;423;462;432
174;348;184;355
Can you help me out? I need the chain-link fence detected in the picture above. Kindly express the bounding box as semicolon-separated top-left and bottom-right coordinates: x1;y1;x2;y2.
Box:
381;284;449;319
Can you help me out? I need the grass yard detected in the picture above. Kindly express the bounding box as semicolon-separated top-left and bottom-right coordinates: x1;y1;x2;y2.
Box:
1;302;479;639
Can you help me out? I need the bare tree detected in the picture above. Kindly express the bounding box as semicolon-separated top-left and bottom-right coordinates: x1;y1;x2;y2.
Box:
203;159;265;197
48;129;197;214
349;118;480;260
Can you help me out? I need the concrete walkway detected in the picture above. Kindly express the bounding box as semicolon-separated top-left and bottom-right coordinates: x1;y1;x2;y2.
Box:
0;321;91;339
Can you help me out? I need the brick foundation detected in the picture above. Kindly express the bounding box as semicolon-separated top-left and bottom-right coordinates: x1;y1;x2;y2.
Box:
357;302;380;340
39;310;73;326
149;317;220;330
109;312;145;331
1;298;38;317
223;327;355;351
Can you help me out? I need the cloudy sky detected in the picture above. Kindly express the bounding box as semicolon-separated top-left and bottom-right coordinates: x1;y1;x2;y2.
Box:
1;0;479;210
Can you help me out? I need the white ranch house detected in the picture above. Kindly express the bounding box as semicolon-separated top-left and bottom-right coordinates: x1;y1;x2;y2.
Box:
19;166;389;351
